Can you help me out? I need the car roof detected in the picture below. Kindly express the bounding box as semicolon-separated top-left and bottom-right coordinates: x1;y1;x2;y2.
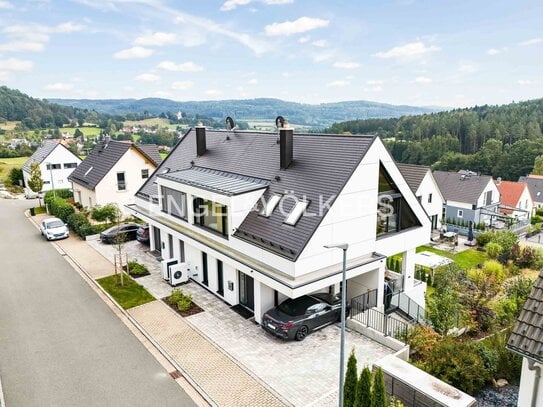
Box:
44;217;62;224
310;292;340;304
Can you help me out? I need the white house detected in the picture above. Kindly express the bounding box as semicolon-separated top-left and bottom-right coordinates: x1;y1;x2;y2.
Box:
433;170;500;227
397;163;444;230
507;271;543;407
495;179;533;220
126;125;431;324
22;140;81;193
69;139;162;214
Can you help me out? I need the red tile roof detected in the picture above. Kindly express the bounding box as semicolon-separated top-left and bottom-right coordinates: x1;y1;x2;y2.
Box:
496;180;527;214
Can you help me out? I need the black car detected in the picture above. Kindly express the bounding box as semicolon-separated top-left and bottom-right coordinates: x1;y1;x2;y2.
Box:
100;222;141;244
136;224;150;244
262;293;350;341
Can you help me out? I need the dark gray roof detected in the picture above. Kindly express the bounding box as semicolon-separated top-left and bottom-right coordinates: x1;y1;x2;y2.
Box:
137;143;162;166
396;163;429;193
519;175;543;203
433;170;492;205
507;270;543;363
22;141;73;173
69;141;161;190
159;166;269;196
137;129;376;260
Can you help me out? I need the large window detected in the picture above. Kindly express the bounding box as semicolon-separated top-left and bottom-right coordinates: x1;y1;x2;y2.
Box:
193;197;228;237
376;164;420;237
64;162;78;169
161;186;187;220
46;163;61;170
202;252;208;286
116;172;126;191
141;169;149;179
485;190;492;206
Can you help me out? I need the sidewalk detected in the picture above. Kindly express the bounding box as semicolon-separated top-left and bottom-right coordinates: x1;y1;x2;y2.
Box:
31;214;286;407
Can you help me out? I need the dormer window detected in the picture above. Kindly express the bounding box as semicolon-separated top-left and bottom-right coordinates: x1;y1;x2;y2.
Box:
284;200;308;226
260;195;281;217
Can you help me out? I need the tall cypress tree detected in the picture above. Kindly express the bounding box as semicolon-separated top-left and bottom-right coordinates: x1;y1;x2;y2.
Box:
355;366;372;407
344;349;358;407
371;368;387;407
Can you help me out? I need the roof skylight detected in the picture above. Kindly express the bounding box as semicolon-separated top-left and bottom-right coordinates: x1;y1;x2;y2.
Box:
84;166;93;177
259;194;281;217
284;200;309;225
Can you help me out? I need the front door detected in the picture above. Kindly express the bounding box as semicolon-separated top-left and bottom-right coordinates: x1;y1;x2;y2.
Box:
153;226;161;253
238;271;254;311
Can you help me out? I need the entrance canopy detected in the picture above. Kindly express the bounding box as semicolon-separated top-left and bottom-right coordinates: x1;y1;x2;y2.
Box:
414;251;453;269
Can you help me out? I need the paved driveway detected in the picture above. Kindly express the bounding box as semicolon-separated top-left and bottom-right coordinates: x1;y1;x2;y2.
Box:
88;236;395;407
0;200;195;407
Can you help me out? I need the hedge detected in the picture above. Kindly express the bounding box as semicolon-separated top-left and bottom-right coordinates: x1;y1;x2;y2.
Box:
48;197;75;222
44;189;74;206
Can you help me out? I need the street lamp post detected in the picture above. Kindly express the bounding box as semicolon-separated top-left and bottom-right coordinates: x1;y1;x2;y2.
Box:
46;162;56;198
324;243;349;407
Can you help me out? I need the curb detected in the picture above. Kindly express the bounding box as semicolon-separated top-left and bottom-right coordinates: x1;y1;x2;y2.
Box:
26;211;215;407
0;375;5;407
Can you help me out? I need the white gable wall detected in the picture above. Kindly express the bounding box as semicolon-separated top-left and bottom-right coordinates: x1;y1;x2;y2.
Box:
94;147;157;214
476;179;500;207
23;144;81;192
512;186;533;218
416;171;444;227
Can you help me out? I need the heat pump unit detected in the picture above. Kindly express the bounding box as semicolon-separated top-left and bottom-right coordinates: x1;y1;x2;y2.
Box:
169;263;191;286
161;258;178;281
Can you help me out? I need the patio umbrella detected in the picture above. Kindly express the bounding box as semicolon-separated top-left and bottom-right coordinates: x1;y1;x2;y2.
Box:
467;221;474;242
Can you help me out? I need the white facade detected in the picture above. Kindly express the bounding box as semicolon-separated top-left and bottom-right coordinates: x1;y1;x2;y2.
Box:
517;358;543;407
415;171;444;230
23;143;81;193
72;146;158;214
129;137;431;324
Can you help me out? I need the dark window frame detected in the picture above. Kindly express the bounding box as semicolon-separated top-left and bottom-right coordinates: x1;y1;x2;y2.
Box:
116;172;126;191
141;169;149;179
193;197;229;238
201;252;208;286
161;186;187;220
217;259;224;296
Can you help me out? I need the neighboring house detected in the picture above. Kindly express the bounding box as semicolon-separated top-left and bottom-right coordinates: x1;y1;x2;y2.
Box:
433;170;500;226
507;270;543;407
519;174;543;211
22;140;82;193
127;126;431;324
69;139;162;213
495;179;533;220
397;163;444;230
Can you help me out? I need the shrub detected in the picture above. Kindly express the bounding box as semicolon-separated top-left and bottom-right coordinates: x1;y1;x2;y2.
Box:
492;231;518;256
127;261;149;276
477;343;499;378
167;289;193;312
476;231;493;247
48;197;75;222
536;208;543;217
176;294;192;312
344;349;358;407
355;366;372;407
91;203;120;223
424;338;489;394
44;189;73;205
372;368;386;407
406;325;441;362
481;330;523;383
485;242;502;259
8;167;23;186
531;215;543;225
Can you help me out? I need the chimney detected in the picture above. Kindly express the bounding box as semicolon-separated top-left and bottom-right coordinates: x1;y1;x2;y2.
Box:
195;123;206;156
496;177;502;185
279;127;293;169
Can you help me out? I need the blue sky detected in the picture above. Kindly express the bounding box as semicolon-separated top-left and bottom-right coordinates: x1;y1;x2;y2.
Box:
0;0;542;107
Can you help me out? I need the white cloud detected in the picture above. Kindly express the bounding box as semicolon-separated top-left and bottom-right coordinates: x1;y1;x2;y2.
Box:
113;46;154;59
135;73;160;83
0;71;10;81
333;61;359;69
311;39;328;47
134;32;177;47
247;78;258;85
312;51;334;62
326;80;349;87
519;38;543;46
45;82;74;91
264;0;294;4
265;17;329;36
55;22;85;33
366;80;383;85
298;36;310;44
171;80;194;90
458;63;478;73
205;89;223;97
0;58;33;71
486;48;500;55
375;41;440;59
0;41;45;52
157;60;203;72
414;76;432;84
363;85;383;92
0;1;14;9
154;90;172;98
221;0;251;11
517;79;534;86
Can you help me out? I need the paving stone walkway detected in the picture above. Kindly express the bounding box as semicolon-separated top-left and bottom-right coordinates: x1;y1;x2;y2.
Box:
129;301;286;407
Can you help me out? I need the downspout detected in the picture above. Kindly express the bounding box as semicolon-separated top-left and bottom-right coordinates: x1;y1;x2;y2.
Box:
528;359;542;407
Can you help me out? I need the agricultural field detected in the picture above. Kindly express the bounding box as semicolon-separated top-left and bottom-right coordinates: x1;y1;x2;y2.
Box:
123;117;170;127
0;121;19;131
61;127;102;137
0;156;28;183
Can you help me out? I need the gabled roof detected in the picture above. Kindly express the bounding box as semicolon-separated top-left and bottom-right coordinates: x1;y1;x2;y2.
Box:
496;180;528;213
137;129;376;260
22;140;75;173
433;170;493;205
519;175;543;203
507;270;543;363
159;166;269;196
396;163;430;194
69;140;161;190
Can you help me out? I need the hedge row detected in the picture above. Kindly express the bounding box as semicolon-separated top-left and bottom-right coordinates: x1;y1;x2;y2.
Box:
46;192;100;238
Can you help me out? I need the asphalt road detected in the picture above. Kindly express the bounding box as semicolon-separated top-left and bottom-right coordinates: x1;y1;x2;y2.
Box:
0;199;196;406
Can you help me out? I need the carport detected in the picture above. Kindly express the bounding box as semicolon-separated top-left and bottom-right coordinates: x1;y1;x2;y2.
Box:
413;251;453;285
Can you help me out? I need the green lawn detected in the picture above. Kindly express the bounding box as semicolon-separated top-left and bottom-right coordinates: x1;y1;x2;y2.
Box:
123;118;170;127
0;156;29;182
97;274;155;309
416;245;489;269
61;127;102;137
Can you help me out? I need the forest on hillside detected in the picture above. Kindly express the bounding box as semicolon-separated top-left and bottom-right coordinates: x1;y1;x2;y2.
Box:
326;98;543;181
